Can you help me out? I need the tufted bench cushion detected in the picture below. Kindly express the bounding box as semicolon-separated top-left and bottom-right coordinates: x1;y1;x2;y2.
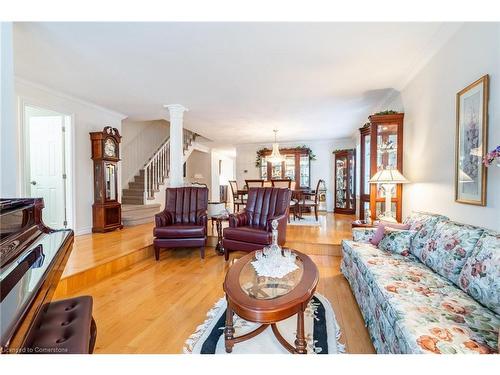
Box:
23;296;97;354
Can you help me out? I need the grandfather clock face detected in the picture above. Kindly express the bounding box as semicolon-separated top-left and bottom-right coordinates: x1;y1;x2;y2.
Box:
104;138;117;158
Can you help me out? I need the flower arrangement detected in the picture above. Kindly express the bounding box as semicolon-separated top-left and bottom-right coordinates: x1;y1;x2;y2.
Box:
255;145;316;167
483;145;500;167
374;110;400;115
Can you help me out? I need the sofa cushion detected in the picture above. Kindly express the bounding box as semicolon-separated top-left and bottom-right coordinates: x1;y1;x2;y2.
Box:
352;227;377;243
154;224;205;239
341;240;499;354
420;221;483;286
458;230;500;315
223;226;272;245
403;211;449;259
378;228;415;256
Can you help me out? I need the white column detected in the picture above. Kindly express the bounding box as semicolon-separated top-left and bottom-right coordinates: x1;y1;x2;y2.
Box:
163;104;188;187
1;22;18;197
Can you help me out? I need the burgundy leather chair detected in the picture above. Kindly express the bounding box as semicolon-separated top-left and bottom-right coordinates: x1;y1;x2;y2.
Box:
154;187;208;260
222;187;292;261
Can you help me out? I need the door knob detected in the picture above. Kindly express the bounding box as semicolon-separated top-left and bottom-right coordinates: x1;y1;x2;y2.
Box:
30;181;37;185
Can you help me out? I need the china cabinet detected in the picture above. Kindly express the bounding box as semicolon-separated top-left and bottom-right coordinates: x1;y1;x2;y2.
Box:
333;149;356;214
90;126;123;232
359;113;404;222
259;148;311;189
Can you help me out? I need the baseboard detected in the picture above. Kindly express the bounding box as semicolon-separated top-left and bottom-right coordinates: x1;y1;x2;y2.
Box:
74;226;92;236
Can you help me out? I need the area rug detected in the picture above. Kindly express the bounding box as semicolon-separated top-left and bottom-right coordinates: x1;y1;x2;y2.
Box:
183;293;344;354
288;216;321;227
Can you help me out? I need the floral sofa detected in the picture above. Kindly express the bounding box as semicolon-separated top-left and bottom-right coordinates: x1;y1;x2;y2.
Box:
341;212;499;354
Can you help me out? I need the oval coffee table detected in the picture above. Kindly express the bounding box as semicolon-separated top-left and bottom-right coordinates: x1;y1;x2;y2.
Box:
223;249;319;354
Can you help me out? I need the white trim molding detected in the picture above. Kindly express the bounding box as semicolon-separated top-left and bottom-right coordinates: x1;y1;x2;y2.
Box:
15;77;128;121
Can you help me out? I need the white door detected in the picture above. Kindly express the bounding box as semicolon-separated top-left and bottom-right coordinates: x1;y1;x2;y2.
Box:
26;106;67;229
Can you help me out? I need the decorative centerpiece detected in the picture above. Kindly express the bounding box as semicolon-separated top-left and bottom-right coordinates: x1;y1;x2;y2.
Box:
251;220;299;278
483;145;500;167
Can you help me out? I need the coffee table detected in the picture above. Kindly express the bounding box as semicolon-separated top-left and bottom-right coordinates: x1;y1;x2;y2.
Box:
223;249;319;354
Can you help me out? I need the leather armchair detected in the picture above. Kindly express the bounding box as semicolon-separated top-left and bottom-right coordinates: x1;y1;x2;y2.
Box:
153;187;208;260
223;187;292;261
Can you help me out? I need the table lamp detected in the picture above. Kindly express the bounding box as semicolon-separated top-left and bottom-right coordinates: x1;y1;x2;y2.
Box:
369;168;409;222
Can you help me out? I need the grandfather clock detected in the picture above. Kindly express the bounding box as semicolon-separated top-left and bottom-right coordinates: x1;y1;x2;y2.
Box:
90;126;123;233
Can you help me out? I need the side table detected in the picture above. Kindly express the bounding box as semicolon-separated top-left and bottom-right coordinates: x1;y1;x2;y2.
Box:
211;214;229;255
351;220;381;229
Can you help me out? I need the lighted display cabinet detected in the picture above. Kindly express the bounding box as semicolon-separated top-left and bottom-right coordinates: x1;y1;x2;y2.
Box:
333;149;356;214
259;148;311;189
359;113;404;222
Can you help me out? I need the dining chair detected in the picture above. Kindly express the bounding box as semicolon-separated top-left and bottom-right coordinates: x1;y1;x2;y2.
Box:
297;179;324;221
228;180;246;213
245;179;264;188
271;179;291;188
271;179;298;222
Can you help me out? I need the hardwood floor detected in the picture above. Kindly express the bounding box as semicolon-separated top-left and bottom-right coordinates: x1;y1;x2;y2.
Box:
56;213;375;354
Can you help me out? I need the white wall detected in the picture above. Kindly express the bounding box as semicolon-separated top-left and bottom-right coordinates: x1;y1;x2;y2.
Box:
235;138;355;212
1;22;17;196
389;23;500;231
185;149;211;187
121;119;169;186
15;79;126;235
210;150;236;204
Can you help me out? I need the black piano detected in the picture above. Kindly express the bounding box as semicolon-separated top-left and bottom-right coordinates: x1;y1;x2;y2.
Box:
0;198;95;354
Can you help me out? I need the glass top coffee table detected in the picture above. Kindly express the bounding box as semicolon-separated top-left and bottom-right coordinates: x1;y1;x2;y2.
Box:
223;249;319;354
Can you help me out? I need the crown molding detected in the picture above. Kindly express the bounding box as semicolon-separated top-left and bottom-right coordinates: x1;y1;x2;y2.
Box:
15;76;128;120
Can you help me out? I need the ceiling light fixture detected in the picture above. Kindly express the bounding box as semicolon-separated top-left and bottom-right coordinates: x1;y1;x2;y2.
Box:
268;129;285;164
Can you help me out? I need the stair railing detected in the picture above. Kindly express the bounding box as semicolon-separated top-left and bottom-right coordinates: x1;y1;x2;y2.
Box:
143;129;197;201
144;139;170;201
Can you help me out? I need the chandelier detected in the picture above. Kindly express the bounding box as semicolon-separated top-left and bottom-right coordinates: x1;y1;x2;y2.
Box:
268;129;285;163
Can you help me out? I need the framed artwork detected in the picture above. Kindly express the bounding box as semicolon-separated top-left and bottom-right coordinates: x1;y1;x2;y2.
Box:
455;75;489;206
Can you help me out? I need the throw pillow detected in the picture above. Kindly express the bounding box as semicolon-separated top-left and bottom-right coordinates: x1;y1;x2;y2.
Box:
370;221;410;246
458;230;500;315
420;221;484;286
378;228;415;256
403;211;449;259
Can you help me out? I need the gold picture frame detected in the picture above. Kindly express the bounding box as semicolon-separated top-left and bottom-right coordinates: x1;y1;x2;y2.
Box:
455;75;489;206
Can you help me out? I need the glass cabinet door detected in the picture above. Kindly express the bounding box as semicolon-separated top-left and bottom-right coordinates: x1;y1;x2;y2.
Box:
348;151;355;210
375;123;398;199
299;155;309;188
363;134;371;195
367;113;404;222
335;155;347;209
105;162;117;201
359;127;371;220
334;149;356;214
260;157;268;180
271;162;282;179
284;155;295;180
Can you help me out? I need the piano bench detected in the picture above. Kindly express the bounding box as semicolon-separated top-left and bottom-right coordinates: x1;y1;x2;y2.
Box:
24;296;97;354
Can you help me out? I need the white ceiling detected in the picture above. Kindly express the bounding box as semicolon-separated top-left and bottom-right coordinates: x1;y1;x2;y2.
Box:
13;22;461;144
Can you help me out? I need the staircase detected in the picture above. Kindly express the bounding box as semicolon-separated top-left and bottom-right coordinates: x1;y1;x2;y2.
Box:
121;203;162;226
122;129;198;205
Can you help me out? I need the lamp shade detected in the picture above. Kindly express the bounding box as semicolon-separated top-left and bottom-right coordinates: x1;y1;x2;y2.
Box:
369;168;409;184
